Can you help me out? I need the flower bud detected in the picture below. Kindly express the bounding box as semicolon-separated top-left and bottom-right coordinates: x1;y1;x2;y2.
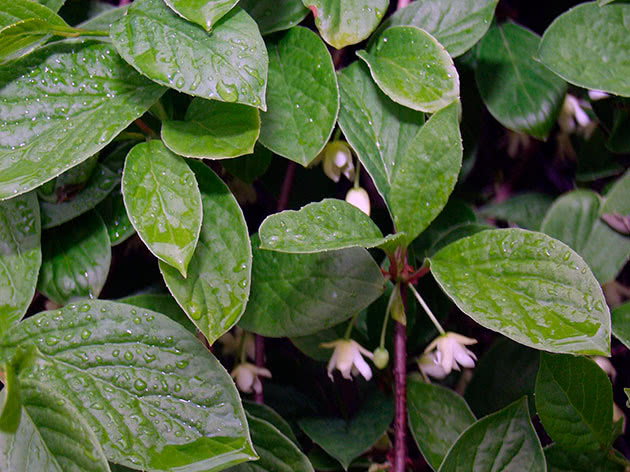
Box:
390;288;405;325
373;347;389;369
345;187;370;216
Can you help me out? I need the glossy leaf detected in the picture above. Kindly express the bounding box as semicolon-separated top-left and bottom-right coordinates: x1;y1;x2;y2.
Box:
535;352;612;451
110;0;268;109
374;0;498;57
478;193;555;231
160;160;251;344
122;141;202;277
407;378;476;470
302;0;388;49
162;98;260;159
37;211;111;305
298;392;394;470
475;22;567;140
259;199;401;253
544;444;625;472
78;5;129;31
429;228;611;355
0;18;54;64
119;292;196;334
439;398;545;471
240;0;308;35
243;402;297;444
538;2;630;97
40;164;120;229
357;26;459;113
0;300;257;471
35;0;64;13
611;302;630;350
96;190;135;246
0;192;40;335
239;242;385;337
259;27;338;166
0;40;165;199
0;0;67;28
163;0;238;31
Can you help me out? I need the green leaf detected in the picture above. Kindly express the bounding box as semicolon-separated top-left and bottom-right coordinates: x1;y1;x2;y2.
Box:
407;377;476;471
478;193;555;231
535;353;612;451
0;300;257;471
601;169;630;233
162;99;260;159
110;0;268;109
0;18;53;64
374;0;497;57
429;228;611;355
96;190;135;246
438;398;545;471
298;392;394;470
0;192;40;335
0;360;21;433
240;0;308;35
37;211;111;305
259;26;338;166
475;22;567;140
612;302;630;349
357;26;459;113
230;413;313;472
302;0;388;49
540;190;630;284
122;141;202;277
40;164;120;229
163;0;238;31
238;242;385;337
243;402;298;444
0;40;165;200
259;199;401;253
118;292;196;334
545;444;625;472
78;4;129;31
160;160;251;344
538;2;630;97
35;0;65;13
0;0;67;28
221;143;272;184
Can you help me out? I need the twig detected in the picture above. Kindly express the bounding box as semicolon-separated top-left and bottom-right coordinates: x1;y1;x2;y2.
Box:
392;284;407;472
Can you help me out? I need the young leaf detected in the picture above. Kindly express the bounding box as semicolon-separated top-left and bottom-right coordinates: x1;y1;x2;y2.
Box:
373;0;498;57
475;22;567;140
259;26;338;166
429;228;611;355
0;192;40;335
110;0;268;109
0;40;165;200
96;189;135;246
122;141;202;277
0;301;257;471
160;160;252;344
357;26;459;113
407;378;476;471
163;0;239;31
535;353;613;451
0;0;67;28
240;0;308;35
162;99;260;159
239;243;385;337
538;2;630;97
37;211;111;305
438;398;545;471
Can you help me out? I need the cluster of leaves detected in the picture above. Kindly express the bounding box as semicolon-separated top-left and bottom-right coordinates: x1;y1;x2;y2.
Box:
0;0;629;471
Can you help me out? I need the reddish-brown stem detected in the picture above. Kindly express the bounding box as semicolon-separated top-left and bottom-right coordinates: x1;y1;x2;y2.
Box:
392;287;407;472
253;334;265;404
133;119;157;139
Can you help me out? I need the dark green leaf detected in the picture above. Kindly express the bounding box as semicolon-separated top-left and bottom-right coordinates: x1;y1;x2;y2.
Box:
0;0;67;28
96;189;135;246
243;402;298;444
478;193;555;231
118;292;196;334
0;18;53;64
221;143;272;184
163;0;238;31
612;302;630;349
290;322;348;362
240;0;308;35
545;444;625;472
601;170;630;233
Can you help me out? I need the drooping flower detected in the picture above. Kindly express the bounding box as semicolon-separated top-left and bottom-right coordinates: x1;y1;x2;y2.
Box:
317;141;355;183
423;332;477;376
230;362;271;394
345;187;371;216
558;94;593;134
417;351;448;380
588;89;609;101
321;339;374;381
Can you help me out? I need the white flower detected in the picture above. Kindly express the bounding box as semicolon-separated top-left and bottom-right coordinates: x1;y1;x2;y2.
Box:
588;89;609;101
417;351;448;380
345;187;371;216
321;339;374;381
424;332;477;376
321;141;355;183
593;356;617;383
230;363;271;394
558;94;592;134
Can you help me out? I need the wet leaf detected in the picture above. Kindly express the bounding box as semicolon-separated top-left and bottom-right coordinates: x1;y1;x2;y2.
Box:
240;0;307;35
163;0;238;31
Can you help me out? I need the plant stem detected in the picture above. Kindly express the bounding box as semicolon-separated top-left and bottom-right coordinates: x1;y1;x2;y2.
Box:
392;284;407;472
409;283;446;335
344;312;359;339
353;160;361;188
254;334;264;404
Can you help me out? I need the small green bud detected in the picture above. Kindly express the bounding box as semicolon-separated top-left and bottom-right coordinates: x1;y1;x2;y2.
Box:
373;347;389;369
390;287;406;325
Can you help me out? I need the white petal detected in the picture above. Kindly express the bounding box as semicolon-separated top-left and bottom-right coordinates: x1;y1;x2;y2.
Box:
353;352;373;381
454;347;476;369
327;349;339;380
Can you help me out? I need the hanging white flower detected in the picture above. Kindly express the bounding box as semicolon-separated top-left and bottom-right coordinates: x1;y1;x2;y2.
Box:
423;332;477;376
417;351;448;380
345;187;371;216
588;89;609;101
230;363;271;394
558;94;592;134
321;339;374;381
320;141;355;183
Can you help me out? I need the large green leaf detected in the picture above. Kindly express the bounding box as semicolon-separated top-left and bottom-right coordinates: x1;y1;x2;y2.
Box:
0;18;57;64
162;99;260;159
611;302;630;350
0;300;257;471
221;143;272;184
239;0;307;35
540;190;630;284
478;193;555;231
0;40;164;200
242;402;297;444
37;211;111;305
35;0;64;13
298;392;394;470
535;353;612;451
538;2;630;97
374;0;498;57
110;0;267;109
0;192;40;335
78;5;129;31
239;242;385;337
357;26;459;113
544;444;625;472
163;0;238;31
119;292;196;334
122;141;202;277
160;160;251;344
258;199;402;253
475;22;567;140
429;228;610;355
302;0;388;49
0;0;66;28
259;26;338;166
96;190;135;246
407;378;476;471
438;398;545;471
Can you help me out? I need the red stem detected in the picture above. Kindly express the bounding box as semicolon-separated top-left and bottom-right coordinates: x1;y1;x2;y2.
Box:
392;285;407;472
